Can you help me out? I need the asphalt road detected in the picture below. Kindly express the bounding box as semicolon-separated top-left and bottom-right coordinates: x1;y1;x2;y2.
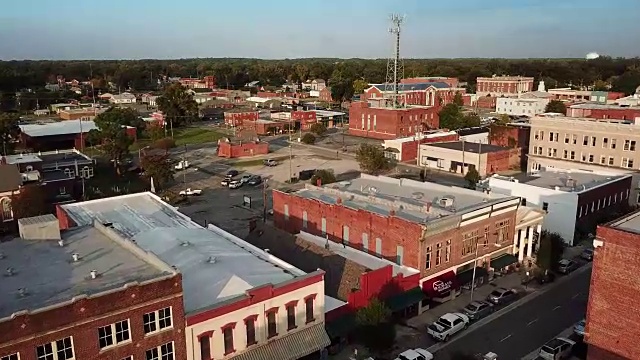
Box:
433;268;591;360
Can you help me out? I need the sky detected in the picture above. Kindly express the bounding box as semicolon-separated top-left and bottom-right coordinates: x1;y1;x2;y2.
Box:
1;0;639;60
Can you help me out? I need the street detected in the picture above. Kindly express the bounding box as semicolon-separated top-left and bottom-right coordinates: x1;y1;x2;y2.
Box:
431;267;591;359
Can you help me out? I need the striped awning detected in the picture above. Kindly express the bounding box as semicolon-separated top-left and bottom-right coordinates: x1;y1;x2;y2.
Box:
229;323;331;360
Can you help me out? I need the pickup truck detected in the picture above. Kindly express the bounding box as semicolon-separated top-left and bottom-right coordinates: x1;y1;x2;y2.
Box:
179;188;202;196
426;312;469;342
175;160;190;170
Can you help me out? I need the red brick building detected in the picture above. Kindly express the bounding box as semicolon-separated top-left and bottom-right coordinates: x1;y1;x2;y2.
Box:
272;174;525;295
585;212;640;360
401;77;460;88
476;96;498;109
489;124;531;169
476;76;534;97
363;82;465;108
382;131;459;162
224;109;259;127
319;87;333;103
567;103;640;120
348;102;439;140
217;139;269;158
0;219;185;360
291;110;318;130
419;142;520;177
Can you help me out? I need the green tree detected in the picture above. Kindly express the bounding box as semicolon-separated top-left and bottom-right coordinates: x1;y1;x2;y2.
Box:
156;83;199;129
93;108;139;171
592;80;609;91
438;103;464;130
536;230;566;271
453;92;464;107
356;143;392;175
140;153;174;190
461;113;481;128
355;298;395;354
464;168;481;188
309;123;327;136
310;169;337;186
0;112;22;155
301;133;316;144
352;78;369;95
11;185;48;219
146;126;165;142
544;100;567;115
496;114;511;125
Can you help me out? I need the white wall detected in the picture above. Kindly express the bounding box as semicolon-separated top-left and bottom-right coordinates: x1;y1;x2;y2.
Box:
419;145;489;176
185;279;326;360
487;177;578;244
459;132;488;144
496;98;549;116
309;90;320;97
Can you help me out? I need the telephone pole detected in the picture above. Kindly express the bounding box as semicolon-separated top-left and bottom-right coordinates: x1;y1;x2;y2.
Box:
385;14;405;109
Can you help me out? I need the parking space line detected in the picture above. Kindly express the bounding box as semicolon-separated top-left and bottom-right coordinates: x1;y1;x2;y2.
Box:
553;306;562;311
499;334;512;342
527;318;538;326
571;293;580;299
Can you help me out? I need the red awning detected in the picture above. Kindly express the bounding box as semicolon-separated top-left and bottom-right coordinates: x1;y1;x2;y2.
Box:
422;271;460;298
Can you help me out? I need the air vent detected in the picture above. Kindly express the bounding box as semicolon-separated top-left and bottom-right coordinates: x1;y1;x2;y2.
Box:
438;197;454;207
6;267;15;276
17;288;28;298
72;253;80;262
58;239;65;247
207;256;217;264
90;270;98;279
369;186;378;194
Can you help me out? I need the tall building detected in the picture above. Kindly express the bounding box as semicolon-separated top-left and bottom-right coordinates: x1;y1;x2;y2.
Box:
476;76;534;98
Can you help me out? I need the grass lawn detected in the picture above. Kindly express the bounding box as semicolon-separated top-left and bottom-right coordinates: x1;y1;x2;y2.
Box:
130;127;225;151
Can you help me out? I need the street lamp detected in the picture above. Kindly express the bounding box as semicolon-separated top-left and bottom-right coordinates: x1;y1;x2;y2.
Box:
288;144;293;183
262;179;269;223
469;234;485;301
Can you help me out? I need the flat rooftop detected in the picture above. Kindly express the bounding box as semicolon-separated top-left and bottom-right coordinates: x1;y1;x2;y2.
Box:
312;110;345;117
425;141;509;154
5;149;92;166
493;170;628;192
60;193;302;314
292;174;515;225
606;211;640;234
0;225;171;320
20;120;97;137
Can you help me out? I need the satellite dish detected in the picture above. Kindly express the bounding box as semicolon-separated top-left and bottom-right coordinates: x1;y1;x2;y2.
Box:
586;52;600;60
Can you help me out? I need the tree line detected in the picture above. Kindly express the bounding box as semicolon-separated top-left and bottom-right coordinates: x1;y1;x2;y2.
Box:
1;57;640;102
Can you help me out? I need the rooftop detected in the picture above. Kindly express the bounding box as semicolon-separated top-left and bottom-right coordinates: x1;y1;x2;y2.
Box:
478;76;534;81
290;174;515;225
490;170;628;192
371;82;451;92
608;210;640;234
456;127;490;136
312;110;345;117
20;120;98;137
4;149;92;167
0;224;172;320
0;164;21;192
59;192;304;314
569;103;640;110
425;141;509;154
383;131;458;144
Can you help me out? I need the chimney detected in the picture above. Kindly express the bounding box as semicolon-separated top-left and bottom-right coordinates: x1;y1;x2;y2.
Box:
90;270;98;279
72;253;80;262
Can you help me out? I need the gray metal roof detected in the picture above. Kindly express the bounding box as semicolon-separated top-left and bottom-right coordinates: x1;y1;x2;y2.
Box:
371;82;451;92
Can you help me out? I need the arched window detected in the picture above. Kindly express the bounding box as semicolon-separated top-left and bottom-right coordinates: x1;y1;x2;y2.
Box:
64;168;75;178
0;197;12;221
26;165;33;172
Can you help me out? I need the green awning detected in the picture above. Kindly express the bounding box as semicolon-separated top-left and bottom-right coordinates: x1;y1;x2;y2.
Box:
384;287;426;312
326;313;356;339
490;254;518;269
456;267;489;285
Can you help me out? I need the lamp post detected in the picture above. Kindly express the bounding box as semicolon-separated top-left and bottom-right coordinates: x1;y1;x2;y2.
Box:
469;235;485;301
288;144;293;183
262;179;268;223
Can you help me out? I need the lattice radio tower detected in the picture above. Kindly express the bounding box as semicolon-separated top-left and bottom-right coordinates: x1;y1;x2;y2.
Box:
385;14;405;108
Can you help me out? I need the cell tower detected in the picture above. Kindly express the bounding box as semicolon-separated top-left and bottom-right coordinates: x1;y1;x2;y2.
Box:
385;14;405;108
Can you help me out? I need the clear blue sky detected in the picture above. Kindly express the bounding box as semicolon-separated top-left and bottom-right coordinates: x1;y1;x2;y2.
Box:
1;0;638;60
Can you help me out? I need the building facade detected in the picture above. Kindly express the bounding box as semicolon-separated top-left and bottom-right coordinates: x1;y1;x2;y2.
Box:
217;139;269;158
382;131;459;162
585;212;640;360
496;98;550;116
224;110;259;127
566;103;640;120
348;102;439;140
476;76;534;97
319;87;333;103
418;141;519;177
363;82;466;108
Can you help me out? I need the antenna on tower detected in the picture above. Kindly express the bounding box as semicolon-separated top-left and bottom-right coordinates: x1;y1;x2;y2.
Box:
385;14;405;109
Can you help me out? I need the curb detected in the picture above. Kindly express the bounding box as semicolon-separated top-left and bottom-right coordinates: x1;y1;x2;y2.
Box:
521;326;576;360
426;263;592;353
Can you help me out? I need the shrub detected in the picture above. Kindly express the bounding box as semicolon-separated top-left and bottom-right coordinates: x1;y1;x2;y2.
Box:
301;133;316;144
309;123;327;136
152;137;176;151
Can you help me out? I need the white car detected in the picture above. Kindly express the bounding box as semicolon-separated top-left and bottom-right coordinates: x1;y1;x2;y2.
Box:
174;160;190;170
179;188;202;196
395;348;434;360
539;337;576;360
426;313;469;342
240;174;252;183
229;180;243;189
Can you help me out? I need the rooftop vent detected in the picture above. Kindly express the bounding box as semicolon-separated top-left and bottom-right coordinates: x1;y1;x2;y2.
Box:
181;241;191;247
369;186;378;194
438;197;455;207
207;256;217;264
412;192;424;200
72;253;80;262
6;267;15;276
58;239;65;247
90;270;98;279
17;288;28;298
0;252;4;260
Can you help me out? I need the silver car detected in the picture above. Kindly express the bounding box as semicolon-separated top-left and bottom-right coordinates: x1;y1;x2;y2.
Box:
539;337;575;360
487;288;518;305
462;301;494;321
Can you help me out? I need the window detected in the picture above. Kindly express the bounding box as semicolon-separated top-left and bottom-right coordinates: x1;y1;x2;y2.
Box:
199;334;211;360
495;220;510;244
435;243;442;266
483;225;490;247
143;307;172;335
425;245;432;269
611;138;617;149
632;141;637;151
121;357;133;360
362;233;369;251
81;166;94;179
570;151;575;160
64;168;75;178
245;316;257;345
284;204;289;221
582;135;588;146
581;153;586;162
267;310;278;338
375;237;382;255
600;156;606;165
533;147;539;155
552;148;557;157
321;218;326;236
305;295;316;323
286;303;297;330
223;325;235;355
461;231;478;256
37;337;74;360
343;225;349;243
59;187;66;195
1;197;12;221
543;202;549;212
145;342;174;360
572;134;577;144
563;150;568;159
396;245;404;265
588;154;594;163
445;239;451;262
1;354;18;360
602;137;608;148
98;320;130;349
564;134;569;144
624;140;636;151
608;156;614;166
591;136;596;146
302;211;307;228
547;148;552;157
521;198;527;206
622;158;634;168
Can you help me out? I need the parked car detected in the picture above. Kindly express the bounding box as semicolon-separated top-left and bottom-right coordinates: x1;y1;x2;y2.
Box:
226;169;239;177
538;337;575;360
263;159;278;167
395;348;434;360
221;178;231;186
534;270;556;285
229;180;243;189
487;288;518;305
247;175;263;186
240;174;252;183
580;248;594;261
462;300;494;321
174;160;190;170
179;188;202;196
426;313;469;342
573;319;586;337
557;259;578;274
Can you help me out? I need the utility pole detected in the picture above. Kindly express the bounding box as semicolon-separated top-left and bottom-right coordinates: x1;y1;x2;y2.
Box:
182;144;188;194
469;235;483;301
461;139;466;174
289;144;293;183
262;179;268;223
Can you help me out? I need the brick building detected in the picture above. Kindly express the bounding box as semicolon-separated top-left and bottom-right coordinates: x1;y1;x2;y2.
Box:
489;123;531;169
348;102;439;140
475;96;498;109
418;141;520;177
217;138;269;158
19;120;136;151
224;109;259;127
0;216;185;360
291;110;318;130
58;108;104;121
382;131;459;162
585;211;640;360
57;193;332;360
401;77;460;88
363;82;466;107
476;76;534;97
319;87;333;103
566;103;640;120
272;175;541;301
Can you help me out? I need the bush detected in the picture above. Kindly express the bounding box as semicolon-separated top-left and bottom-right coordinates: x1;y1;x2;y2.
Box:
310;169;337;185
301;133;316;144
152;137;176;151
356;143;393;175
309;123;327;136
536;231;566;271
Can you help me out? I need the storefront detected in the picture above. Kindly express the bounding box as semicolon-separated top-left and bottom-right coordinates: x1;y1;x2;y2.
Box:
384;287;427;318
456;266;489;290
490;254;519;273
421;271;461;304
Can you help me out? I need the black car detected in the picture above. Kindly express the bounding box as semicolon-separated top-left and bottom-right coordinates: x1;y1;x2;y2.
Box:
226;169;239;177
247;175;263;186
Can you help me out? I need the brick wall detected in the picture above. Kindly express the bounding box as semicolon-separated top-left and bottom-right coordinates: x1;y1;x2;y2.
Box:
0;276;186;360
348;102;439;140
224;111;259;126
486;148;521;174
586;222;640;360
319;88;333;103
476;96;497;109
217;141;269;158
401;133;459;162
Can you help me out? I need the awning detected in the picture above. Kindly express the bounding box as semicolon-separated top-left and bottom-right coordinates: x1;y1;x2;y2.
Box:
384;287;426;312
326;313;356;339
456;267;489;285
490;254;518;269
229;323;331;360
421;271;460;298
